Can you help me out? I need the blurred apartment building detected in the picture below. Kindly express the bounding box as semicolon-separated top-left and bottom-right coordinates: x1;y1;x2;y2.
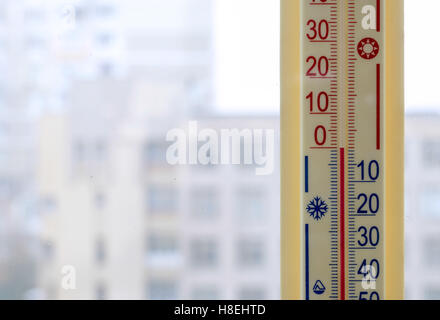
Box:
405;112;440;300
0;0;53;298
38;110;280;299
0;0;127;298
0;0;214;299
144;116;280;300
36;0;281;300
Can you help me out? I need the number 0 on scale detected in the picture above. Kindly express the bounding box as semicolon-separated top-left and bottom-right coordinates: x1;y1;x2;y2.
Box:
281;0;404;300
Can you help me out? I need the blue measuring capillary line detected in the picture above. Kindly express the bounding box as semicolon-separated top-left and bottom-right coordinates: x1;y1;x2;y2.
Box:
305;224;310;300
305;156;309;193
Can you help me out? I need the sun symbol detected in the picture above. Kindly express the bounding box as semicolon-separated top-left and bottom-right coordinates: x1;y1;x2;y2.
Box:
306;197;328;221
357;37;379;60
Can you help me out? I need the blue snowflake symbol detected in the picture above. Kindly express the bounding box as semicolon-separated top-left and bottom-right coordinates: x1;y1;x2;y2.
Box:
307;197;328;221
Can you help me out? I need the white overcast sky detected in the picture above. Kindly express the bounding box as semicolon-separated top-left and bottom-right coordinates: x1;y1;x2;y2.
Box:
213;0;438;113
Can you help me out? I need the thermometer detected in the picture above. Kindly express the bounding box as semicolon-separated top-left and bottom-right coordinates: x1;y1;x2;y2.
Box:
281;0;404;300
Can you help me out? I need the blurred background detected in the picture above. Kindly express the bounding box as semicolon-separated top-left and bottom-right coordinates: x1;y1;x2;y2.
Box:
0;0;435;300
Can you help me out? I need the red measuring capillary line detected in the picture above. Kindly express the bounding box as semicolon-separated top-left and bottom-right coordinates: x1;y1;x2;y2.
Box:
376;64;381;150
376;0;381;32
339;147;346;300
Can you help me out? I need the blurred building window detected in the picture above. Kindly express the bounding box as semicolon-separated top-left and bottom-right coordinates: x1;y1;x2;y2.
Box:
96;283;106;300
94;192;106;210
99;63;114;77
96;5;115;17
148;279;177;300
419;189;440;218
42;240;54;261
192;286;219;300
424;287;440;300
405;238;410;267
190;238;218;268
73;141;85;164
238;287;266;300
74;6;88;21
237;238;265;268
25;35;45;50
95;237;106;265
0;9;6;23
191;146;217;170
422;140;440;167
405;287;411;301
95;140;108;162
73;140;108;163
404;195;410;221
24;8;45;22
148;234;178;256
147;233;180;268
148;186;177;214
40;196;58;214
144;141;168;167
96;33;114;46
237;188;265;221
424;237;440;267
0;179;13;199
45;285;57;300
191;187;219;219
239;138;255;170
405;138;411;169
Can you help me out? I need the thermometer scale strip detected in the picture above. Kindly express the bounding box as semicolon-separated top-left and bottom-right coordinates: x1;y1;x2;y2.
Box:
301;0;384;301
281;0;404;300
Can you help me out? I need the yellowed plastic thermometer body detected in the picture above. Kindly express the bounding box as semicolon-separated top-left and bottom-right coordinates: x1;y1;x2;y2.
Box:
281;0;404;300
